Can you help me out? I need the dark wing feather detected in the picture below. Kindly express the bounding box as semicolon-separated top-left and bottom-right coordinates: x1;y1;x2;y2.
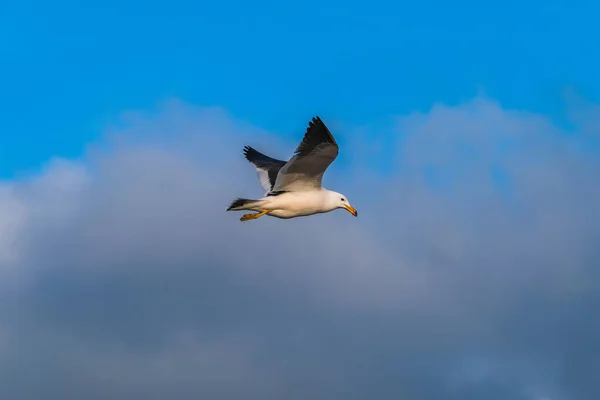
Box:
272;116;340;191
243;146;287;192
294;116;338;156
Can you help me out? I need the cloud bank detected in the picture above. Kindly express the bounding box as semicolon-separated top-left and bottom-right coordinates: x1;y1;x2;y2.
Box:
1;98;598;399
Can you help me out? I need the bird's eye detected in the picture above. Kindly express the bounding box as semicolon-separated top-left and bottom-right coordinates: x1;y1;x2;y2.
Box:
341;198;345;202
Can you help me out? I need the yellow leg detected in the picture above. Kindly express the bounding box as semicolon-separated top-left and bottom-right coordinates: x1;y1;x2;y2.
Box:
240;210;271;222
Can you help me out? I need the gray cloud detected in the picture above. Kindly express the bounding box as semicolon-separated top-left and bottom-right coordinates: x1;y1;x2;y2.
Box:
0;98;598;399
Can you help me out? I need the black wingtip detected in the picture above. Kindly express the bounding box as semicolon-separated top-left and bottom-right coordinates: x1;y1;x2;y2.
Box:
294;115;337;156
309;116;323;127
242;145;255;161
306;115;330;134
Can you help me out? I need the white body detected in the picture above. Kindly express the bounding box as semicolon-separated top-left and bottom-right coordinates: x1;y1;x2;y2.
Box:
246;189;347;219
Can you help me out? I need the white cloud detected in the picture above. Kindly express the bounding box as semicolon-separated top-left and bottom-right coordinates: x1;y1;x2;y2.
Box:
0;97;598;399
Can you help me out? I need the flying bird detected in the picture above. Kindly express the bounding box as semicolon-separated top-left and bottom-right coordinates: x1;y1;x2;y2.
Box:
226;116;358;222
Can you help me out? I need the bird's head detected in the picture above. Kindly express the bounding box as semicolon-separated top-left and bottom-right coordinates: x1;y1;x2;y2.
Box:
327;191;358;217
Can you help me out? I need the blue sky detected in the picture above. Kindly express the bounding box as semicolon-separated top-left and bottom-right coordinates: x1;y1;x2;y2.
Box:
1;0;599;177
2;2;600;398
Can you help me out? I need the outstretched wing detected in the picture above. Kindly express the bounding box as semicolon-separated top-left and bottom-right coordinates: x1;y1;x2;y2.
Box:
243;145;287;193
272;116;339;192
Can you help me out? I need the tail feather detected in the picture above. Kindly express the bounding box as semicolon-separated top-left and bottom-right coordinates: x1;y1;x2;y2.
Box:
226;198;255;211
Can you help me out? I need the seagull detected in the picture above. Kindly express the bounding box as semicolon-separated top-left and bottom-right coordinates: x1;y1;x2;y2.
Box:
226;116;358;222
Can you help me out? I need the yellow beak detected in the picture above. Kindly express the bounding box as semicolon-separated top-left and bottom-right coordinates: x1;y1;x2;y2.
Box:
344;205;358;217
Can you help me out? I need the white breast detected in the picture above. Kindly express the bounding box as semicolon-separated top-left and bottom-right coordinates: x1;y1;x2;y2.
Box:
264;190;329;219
